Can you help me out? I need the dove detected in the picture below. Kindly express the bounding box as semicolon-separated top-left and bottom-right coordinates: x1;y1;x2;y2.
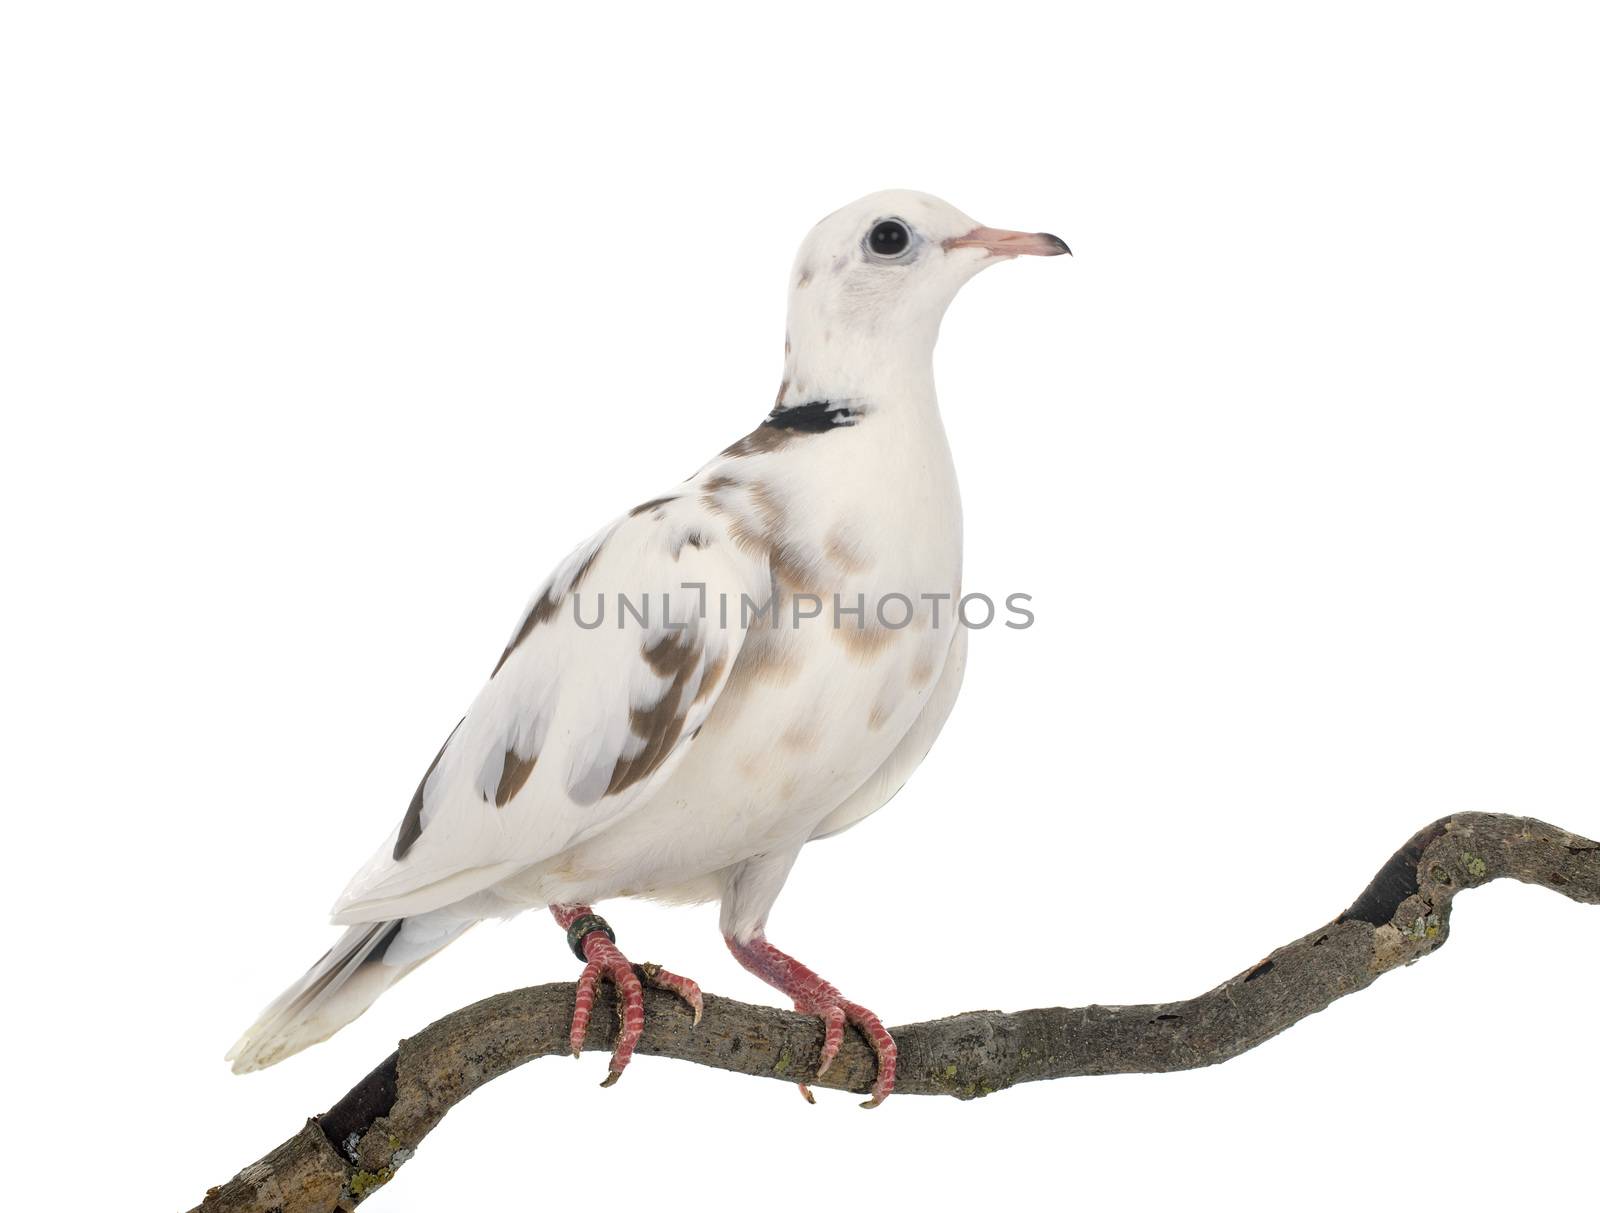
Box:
227;190;1069;1105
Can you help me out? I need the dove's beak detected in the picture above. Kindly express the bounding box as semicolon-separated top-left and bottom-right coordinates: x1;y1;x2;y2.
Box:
943;226;1071;258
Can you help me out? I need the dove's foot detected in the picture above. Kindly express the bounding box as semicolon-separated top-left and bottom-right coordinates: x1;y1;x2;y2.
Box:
551;904;703;1086
725;933;897;1107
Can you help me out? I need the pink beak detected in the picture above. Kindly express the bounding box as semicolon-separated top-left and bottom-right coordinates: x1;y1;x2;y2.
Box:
943;226;1071;258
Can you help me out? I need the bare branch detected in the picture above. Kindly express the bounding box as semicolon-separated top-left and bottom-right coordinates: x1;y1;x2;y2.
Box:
192;812;1598;1213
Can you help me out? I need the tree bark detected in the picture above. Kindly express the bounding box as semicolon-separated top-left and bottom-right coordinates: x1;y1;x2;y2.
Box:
192;811;1598;1212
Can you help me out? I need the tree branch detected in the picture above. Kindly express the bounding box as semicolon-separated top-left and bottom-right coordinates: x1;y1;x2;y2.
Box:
192;812;1598;1213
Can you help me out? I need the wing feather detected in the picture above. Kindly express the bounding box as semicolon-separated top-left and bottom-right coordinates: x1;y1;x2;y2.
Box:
331;499;762;924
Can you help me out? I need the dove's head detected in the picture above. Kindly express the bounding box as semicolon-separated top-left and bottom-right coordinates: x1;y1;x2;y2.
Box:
782;189;1068;402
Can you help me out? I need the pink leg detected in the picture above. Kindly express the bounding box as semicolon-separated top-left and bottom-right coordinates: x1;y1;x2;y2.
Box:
726;933;897;1107
551;904;702;1086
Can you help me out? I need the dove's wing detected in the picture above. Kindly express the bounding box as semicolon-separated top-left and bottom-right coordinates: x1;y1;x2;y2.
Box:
330;499;765;924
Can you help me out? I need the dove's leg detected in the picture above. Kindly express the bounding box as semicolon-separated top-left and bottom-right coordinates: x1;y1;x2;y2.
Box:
724;933;897;1107
550;904;703;1086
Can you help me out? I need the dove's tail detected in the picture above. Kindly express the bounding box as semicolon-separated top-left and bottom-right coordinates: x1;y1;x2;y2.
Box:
226;912;473;1074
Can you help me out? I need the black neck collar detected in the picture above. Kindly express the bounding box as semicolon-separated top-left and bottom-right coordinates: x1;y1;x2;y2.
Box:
762;400;859;433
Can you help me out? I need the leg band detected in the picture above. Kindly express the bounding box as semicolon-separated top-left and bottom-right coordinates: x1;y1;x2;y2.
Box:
566;912;616;961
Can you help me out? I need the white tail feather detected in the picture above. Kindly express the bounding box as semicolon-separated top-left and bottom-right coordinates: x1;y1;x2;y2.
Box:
226;913;471;1073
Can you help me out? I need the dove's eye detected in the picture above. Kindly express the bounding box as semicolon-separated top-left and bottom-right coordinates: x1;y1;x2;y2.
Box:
866;219;912;259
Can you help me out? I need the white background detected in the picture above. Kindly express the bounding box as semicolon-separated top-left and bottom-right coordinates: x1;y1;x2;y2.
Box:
3;3;1597;1210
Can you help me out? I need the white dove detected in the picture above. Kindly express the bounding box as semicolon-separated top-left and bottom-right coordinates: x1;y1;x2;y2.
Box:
228;190;1069;1105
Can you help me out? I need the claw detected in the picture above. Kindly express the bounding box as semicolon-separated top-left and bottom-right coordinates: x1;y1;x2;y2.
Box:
725;933;899;1105
841;1000;897;1107
811;1002;846;1079
641;961;704;1026
552;907;703;1086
